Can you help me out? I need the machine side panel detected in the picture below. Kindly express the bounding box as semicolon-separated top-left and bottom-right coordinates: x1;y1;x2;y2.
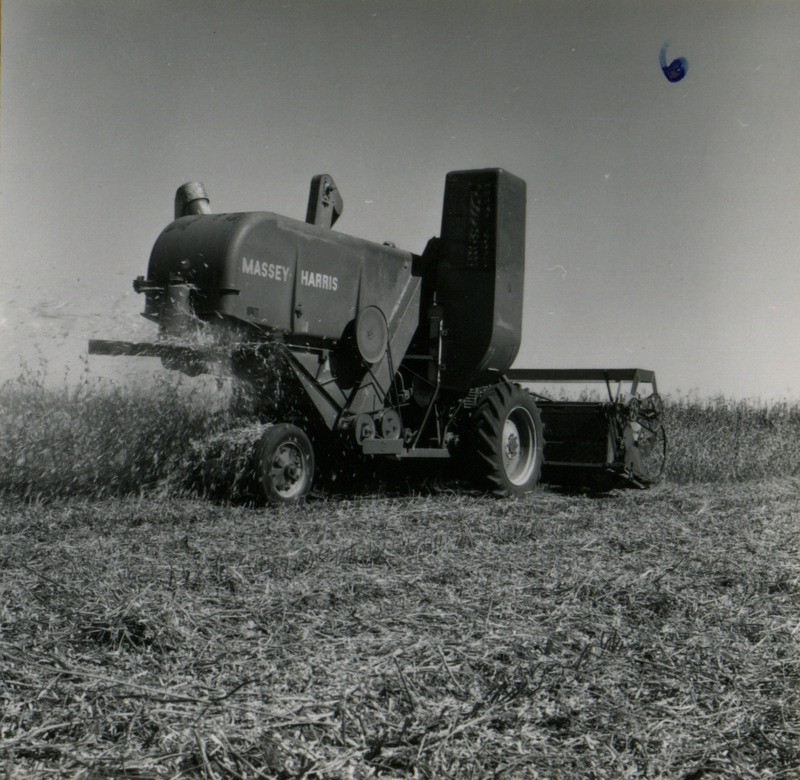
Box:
225;215;297;331
538;403;611;465
147;213;246;319
292;231;361;338
149;212;418;345
290;222;417;340
437;169;525;389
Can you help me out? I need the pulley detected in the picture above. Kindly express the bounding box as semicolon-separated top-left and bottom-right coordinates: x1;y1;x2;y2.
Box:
355;306;389;364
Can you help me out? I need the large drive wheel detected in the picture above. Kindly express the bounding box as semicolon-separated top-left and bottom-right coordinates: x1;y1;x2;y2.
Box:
256;424;315;503
472;381;544;496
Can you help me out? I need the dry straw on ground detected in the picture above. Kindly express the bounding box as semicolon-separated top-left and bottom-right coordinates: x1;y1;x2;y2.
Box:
1;375;798;776
1;480;798;778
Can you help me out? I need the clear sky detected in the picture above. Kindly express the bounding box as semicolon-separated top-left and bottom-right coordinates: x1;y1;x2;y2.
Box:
1;0;798;400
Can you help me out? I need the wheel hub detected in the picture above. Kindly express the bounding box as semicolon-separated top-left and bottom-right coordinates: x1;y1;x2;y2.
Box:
504;423;521;461
501;409;536;486
270;443;305;496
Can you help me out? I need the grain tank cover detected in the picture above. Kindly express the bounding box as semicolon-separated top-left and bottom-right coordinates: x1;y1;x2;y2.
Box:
144;211;419;346
435;168;526;389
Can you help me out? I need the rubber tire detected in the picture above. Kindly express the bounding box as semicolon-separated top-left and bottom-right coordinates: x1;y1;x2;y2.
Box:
256;423;315;503
471;381;544;496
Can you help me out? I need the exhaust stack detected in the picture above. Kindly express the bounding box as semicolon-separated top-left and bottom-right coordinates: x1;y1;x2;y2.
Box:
174;182;211;219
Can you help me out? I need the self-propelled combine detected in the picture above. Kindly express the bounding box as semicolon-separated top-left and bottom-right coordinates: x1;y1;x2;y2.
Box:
90;169;665;501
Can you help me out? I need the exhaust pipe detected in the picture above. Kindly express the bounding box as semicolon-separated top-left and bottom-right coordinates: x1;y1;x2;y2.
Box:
174;182;211;219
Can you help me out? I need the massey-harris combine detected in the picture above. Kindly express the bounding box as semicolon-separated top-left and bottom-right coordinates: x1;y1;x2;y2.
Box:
89;169;666;501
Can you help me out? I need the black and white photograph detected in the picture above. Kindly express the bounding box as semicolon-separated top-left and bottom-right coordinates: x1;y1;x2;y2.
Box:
1;1;798;776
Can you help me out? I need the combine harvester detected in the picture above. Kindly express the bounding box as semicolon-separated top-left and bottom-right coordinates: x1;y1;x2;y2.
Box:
90;169;665;501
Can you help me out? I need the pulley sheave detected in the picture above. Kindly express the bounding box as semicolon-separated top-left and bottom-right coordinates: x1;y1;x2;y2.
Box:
355;306;389;364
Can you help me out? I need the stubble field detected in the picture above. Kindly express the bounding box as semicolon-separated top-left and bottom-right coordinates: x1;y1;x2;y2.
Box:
0;374;798;778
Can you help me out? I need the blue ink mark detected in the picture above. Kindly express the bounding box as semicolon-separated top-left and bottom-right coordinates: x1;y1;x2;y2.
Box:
659;42;688;83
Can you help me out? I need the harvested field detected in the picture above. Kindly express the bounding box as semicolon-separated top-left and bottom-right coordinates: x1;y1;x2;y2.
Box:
1;480;798;777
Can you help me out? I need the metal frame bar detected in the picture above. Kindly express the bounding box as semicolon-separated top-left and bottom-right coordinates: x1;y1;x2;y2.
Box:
506;368;656;384
87;339;224;362
506;368;658;398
